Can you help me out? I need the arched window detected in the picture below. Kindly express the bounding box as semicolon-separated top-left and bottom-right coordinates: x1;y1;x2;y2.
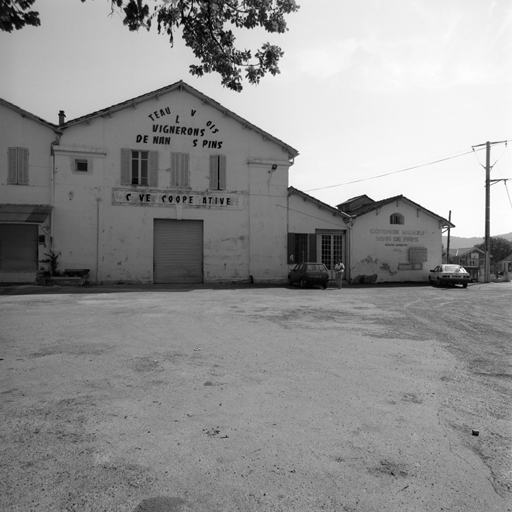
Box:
390;213;404;225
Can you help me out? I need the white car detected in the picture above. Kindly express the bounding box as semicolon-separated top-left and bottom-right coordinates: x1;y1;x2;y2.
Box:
429;264;471;288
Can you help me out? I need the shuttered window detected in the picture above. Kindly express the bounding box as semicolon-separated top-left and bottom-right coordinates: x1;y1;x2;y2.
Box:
121;149;158;187
209;155;226;190
7;147;29;185
170;153;190;188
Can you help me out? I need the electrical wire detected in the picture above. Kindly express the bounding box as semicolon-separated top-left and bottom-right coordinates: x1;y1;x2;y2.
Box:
503;181;512;209
305;148;484;193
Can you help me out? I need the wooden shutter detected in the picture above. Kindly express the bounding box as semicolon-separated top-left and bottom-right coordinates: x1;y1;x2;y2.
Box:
181;153;190;187
287;233;296;264
17;148;29;184
209;155;217;189
171;153;189;187
171;153;179;187
121;149;131;185
8;148;18;184
149;150;158;187
219;155;226;190
308;234;317;262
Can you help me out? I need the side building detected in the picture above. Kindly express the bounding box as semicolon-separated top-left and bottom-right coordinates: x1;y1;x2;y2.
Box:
0;99;57;283
338;195;453;283
287;187;352;281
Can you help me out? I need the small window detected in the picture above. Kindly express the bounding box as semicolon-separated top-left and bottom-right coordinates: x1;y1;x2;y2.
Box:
75;159;88;172
209;155;226;190
390;213;404;225
7;147;29;185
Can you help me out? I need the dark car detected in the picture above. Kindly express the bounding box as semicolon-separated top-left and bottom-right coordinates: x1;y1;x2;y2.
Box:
429;264;471;287
288;262;330;289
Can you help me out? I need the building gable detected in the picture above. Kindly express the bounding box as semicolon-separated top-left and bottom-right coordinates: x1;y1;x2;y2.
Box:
60;81;298;160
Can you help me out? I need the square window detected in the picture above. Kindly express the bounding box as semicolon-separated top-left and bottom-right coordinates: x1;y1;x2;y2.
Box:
75;159;88;172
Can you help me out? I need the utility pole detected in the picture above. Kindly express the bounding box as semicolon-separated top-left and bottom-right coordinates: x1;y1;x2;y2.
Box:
472;140;510;283
485;141;491;283
446;210;451;263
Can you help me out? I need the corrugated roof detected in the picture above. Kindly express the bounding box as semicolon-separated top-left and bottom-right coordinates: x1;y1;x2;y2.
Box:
62;80;299;158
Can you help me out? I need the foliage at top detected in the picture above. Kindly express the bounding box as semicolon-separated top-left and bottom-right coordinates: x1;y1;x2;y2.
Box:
1;0;300;92
0;0;40;31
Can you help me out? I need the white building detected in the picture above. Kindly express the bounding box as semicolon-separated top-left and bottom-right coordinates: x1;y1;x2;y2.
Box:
1;81;298;284
0;99;56;283
1;82;453;286
337;195;453;283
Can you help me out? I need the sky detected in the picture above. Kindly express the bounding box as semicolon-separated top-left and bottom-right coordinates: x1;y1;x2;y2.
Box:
1;0;511;238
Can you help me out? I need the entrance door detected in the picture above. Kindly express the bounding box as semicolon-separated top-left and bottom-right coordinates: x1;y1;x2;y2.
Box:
321;233;343;279
153;219;203;284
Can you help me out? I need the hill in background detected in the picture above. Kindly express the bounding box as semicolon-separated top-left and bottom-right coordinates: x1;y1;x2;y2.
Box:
443;232;512;249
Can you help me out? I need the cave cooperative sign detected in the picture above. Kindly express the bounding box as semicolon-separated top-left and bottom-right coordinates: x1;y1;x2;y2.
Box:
112;189;239;208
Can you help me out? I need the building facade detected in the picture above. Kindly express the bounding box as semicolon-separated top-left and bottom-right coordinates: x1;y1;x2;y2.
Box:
338;195;453;283
0;99;56;283
287;187;351;281
1;84;454;286
1;82;299;284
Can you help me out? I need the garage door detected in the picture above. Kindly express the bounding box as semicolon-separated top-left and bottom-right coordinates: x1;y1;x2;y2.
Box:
153;219;203;284
0;224;38;272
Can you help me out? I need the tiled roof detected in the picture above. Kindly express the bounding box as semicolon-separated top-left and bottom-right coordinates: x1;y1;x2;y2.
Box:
343;194;454;227
0;98;59;130
448;247;484;256
288;187;352;219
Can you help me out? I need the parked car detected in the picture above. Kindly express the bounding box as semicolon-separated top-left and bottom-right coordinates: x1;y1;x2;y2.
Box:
288;262;330;289
429;264;471;287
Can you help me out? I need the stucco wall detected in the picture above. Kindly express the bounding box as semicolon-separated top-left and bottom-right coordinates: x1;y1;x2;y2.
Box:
349;200;443;283
52;89;293;283
288;194;348;233
0;105;55;205
0;105;56;282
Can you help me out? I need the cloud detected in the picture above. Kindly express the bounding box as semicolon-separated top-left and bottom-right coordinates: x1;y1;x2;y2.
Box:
290;1;512;93
294;39;360;80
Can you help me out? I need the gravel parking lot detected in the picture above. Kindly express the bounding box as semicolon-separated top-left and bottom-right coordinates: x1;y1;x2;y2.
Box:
1;281;511;512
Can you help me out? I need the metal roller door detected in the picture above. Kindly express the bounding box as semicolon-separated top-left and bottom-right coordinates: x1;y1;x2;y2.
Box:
153;219;203;284
0;224;38;272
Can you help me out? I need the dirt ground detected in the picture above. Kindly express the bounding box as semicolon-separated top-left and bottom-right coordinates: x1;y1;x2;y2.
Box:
0;281;511;512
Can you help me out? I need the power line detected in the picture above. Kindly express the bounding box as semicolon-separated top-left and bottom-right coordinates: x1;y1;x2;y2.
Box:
503;182;512;209
305;148;484;193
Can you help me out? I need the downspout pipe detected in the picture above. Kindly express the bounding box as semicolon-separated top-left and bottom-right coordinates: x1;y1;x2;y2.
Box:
48;112;65;257
50;129;62;253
